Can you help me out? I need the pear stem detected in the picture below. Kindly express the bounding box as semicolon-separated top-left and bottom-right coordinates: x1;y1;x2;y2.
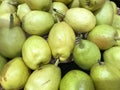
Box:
98;60;103;65
54;58;59;66
78;33;84;48
9;13;14;29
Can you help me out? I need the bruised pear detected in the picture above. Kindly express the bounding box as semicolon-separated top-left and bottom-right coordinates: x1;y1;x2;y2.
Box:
48;21;76;62
24;63;61;90
0;57;31;90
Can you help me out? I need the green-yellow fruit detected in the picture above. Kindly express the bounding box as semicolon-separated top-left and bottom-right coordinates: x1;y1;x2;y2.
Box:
22;10;54;35
112;14;120;29
0;57;31;90
60;70;95;90
64;8;96;33
94;0;114;25
48;21;75;62
25;0;52;11
22;35;51;70
73;39;101;70
53;0;72;5
24;64;61;90
17;3;31;21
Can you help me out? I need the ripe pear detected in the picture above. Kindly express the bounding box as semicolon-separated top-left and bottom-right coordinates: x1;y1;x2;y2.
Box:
22;35;51;70
0;57;31;90
24;63;61;90
87;24;118;50
73;39;101;70
64;8;96;33
90;61;120;90
0;0;16;15
103;46;120;70
48;21;76;62
112;14;120;29
22;10;54;36
94;0;114;25
79;0;105;11
68;0;80;8
0;14;26;58
25;0;52;11
0;54;7;72
17;3;31;21
50;1;68;22
0;12;20;28
53;0;73;5
110;1;117;14
60;70;95;90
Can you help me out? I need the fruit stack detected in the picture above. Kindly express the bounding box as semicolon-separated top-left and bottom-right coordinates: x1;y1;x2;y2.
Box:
0;0;120;90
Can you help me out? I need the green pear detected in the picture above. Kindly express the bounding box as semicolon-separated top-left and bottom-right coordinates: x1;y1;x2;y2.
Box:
60;70;95;90
0;12;20;28
24;63;61;90
0;0;16;15
48;21;76;62
22;10;54;36
103;46;120;70
112;14;120;29
68;0;80;8
52;0;73;5
0;14;26;58
94;0;114;25
25;0;52;11
50;1;68;22
79;0;105;11
0;54;7;72
17;3;31;21
90;61;120;90
0;57;31;90
73;39;101;70
22;35;51;70
87;24;118;50
110;1;117;14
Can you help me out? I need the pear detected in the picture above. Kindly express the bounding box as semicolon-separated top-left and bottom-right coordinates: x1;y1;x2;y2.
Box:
52;0;73;5
0;14;26;58
79;0;105;11
60;70;95;90
90;61;120;90
0;54;7;72
110;1;117;14
24;63;61;90
94;0;114;25
73;39;101;70
103;46;120;70
0;57;31;90
112;14;120;29
48;21;76;62
116;29;120;46
17;3;31;21
87;24;118;50
0;12;20;28
22;10;54;36
0;0;16;15
22;35;51;70
68;0;80;8
64;7;96;33
50;1;68;22
25;0;52;11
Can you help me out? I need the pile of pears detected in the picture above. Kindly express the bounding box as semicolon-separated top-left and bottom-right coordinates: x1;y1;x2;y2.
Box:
0;0;120;90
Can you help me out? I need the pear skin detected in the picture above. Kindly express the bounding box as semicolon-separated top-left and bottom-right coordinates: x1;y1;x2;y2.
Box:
60;70;95;90
24;64;61;90
94;0;114;25
48;21;76;62
0;57;31;90
90;62;120;90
